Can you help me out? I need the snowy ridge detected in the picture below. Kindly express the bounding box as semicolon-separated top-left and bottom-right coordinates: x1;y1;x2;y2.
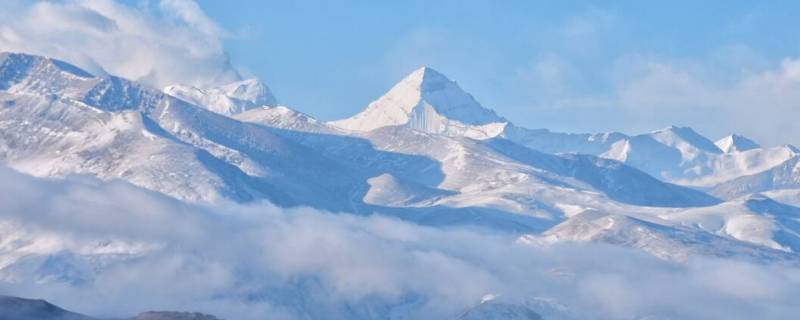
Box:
507;125;799;188
164;78;277;116
716;134;761;153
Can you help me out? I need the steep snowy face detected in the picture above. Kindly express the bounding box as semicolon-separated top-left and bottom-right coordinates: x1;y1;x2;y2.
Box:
716;134;761;153
164;78;277;116
330;67;506;137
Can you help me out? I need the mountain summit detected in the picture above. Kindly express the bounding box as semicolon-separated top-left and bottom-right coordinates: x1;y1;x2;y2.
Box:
164;78;278;116
330;67;506;136
716;134;761;153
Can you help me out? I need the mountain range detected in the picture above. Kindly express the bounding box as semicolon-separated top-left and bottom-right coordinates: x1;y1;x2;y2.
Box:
2;51;800;319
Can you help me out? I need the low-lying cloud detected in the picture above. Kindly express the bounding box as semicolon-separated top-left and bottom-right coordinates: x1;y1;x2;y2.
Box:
0;167;799;320
0;0;240;88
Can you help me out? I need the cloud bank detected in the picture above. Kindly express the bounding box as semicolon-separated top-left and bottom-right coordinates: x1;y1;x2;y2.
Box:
0;167;799;320
0;0;241;88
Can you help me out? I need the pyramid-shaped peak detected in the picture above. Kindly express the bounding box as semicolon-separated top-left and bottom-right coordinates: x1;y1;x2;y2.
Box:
399;66;477;96
405;66;450;84
715;134;760;153
330;66;505;133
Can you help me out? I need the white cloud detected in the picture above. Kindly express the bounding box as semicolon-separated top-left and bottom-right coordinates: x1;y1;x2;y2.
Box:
0;0;240;88
610;56;800;145
1;166;799;320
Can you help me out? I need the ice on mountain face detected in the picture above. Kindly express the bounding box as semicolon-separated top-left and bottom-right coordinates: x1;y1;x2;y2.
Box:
330;67;506;137
163;78;277;116
716;134;761;153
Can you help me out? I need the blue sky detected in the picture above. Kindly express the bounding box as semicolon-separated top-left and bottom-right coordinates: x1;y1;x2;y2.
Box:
192;1;800;139
2;1;800;144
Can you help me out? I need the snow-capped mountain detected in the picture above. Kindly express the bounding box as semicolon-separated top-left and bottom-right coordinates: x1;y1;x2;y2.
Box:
6;52;800;247
330;66;799;192
330;67;508;139
0;51;737;234
503;125;798;188
163;78;277;116
4;52;800;320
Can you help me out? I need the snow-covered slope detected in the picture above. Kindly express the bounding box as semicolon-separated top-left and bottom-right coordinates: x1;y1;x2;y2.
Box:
164;78;277;116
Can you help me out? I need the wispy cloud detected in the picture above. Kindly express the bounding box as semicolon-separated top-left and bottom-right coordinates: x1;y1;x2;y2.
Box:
0;0;240;88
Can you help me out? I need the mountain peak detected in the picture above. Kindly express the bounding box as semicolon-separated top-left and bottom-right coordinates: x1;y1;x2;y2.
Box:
715;134;760;153
650;125;723;154
164;78;277;116
1;52;94;90
330;67;505;133
405;66;450;89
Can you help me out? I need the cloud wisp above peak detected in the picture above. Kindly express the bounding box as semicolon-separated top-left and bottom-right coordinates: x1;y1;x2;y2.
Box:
0;0;241;88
